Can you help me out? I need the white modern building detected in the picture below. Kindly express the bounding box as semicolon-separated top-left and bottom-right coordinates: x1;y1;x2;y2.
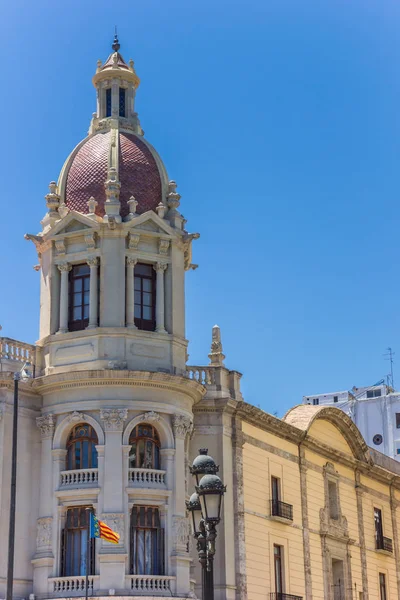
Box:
303;383;400;460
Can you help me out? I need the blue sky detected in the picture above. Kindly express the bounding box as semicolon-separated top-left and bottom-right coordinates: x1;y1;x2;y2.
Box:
1;0;400;415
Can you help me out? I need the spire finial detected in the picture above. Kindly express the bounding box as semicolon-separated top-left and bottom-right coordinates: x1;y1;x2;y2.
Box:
112;27;120;52
208;324;226;367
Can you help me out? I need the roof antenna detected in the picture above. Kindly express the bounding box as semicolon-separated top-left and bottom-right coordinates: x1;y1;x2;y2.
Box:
112;26;120;52
384;347;395;390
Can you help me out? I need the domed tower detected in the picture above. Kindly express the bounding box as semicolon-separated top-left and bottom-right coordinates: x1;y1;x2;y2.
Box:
27;35;199;375
23;37;205;600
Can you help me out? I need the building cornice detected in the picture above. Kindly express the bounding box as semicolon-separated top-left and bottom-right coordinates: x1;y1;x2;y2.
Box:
32;369;205;403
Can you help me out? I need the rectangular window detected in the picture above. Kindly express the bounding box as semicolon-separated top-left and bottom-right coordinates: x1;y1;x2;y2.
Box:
397;448;400;455
130;506;164;575
328;480;339;520
134;263;156;331
379;573;387;600
313;398;319;405
106;88;112;117
119;87;126;117
68;264;91;331
333;396;338;403
273;544;283;594
374;507;383;547
367;388;382;398
396;413;400;429
61;507;95;576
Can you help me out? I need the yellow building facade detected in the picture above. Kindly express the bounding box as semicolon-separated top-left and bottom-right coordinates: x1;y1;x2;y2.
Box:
237;403;400;600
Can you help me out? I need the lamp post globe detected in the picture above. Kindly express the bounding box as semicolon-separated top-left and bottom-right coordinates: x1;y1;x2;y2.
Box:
196;473;226;524
186;492;202;536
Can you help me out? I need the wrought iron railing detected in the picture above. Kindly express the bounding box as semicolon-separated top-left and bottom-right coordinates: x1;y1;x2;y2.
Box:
376;535;393;552
270;499;293;521
270;594;303;600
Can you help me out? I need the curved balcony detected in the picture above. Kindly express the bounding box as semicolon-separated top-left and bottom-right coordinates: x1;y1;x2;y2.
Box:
126;575;176;595
60;468;99;488
49;575;99;596
128;468;166;488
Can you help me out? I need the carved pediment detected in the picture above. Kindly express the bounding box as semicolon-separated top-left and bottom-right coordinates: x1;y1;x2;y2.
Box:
126;211;175;238
47;212;99;238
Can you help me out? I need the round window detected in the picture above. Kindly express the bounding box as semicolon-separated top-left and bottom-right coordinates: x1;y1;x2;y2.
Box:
373;434;383;446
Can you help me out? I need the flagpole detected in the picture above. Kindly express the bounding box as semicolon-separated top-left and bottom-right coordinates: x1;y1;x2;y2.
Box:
85;507;92;600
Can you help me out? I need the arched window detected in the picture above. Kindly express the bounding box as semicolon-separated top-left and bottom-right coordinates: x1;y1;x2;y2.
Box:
129;424;160;470
66;424;98;470
61;506;95;576
130;506;164;575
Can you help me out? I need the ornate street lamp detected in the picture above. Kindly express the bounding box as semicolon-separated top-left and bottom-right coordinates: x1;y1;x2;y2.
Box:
187;450;226;600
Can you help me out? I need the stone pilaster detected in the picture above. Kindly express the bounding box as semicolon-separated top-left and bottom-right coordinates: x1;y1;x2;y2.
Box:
57;263;71;333
299;445;313;600
390;484;400;600
87;257;99;328
355;471;369;599
154;262;168;333
126;256;137;328
232;416;247;600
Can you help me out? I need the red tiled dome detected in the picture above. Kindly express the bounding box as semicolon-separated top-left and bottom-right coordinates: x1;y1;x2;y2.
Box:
64;131;163;218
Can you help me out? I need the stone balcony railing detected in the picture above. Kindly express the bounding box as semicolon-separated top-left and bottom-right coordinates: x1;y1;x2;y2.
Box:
60;468;99;488
128;468;166;488
0;337;36;374
186;366;216;385
49;575;99;595
126;575;176;594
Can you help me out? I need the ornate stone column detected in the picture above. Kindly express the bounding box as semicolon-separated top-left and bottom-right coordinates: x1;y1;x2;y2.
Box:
126;257;137;328
154;262;167;333
172;414;193;597
298;445;313;600
87;257;99;329
32;415;55;595
99;409;128;592
57;263;71;334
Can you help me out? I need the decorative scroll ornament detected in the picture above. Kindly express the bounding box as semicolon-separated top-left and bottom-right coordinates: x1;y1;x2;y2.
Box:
142;410;161;423
173;414;193;439
57;262;72;273
36;414;55;439
100;408;128;431
68;411;86;423
36;517;52;549
101;513;124;545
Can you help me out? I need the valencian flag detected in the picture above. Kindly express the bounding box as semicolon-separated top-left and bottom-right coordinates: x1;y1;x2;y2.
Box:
90;513;120;544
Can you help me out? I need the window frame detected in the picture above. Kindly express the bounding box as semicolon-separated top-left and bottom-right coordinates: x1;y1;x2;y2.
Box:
66;423;99;471
129;424;161;470
130;506;164;576
273;544;284;594
61;506;95;577
133;263;156;331
379;572;387;600
68;264;91;332
396;413;400;429
119;87;126;117
374;507;384;547
106;88;112;117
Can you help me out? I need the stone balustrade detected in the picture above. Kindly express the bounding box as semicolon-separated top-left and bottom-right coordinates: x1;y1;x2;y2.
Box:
0;337;36;370
60;468;99;488
128;468;166;487
185;365;216;385
49;575;99;595
126;575;176;594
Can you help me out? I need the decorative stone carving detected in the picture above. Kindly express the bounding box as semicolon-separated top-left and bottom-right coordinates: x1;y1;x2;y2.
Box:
87;197;98;216
108;360;127;370
159;238;170;255
58;204;70;218
85;231;96;250
57;262;72;273
128;232;140;250
87;257;98;268
68;411;86;423
54;239;66;255
142;411;161;423
167;180;181;212
36;414;55;439
101;409;128;431
45;181;60;216
208;324;225;366
127;196;138;219
36;517;52;549
101;513;124;545
126;256;137;267
154;262;168;274
173;515;190;549
173;414;193;439
156;203;166;219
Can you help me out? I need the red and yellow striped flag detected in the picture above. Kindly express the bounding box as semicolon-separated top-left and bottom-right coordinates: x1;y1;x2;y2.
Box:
90;514;120;544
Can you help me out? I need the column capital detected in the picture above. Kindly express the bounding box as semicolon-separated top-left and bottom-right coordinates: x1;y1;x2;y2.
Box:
100;408;128;431
36;414;55;439
154;261;168;273
172;414;193;439
87;256;99;268
57;262;72;273
126;256;138;267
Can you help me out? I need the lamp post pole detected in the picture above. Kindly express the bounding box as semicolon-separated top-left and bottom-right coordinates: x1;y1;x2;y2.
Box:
187;449;226;600
6;372;20;600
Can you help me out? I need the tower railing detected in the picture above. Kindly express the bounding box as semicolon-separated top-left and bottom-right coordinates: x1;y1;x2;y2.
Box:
0;337;36;374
